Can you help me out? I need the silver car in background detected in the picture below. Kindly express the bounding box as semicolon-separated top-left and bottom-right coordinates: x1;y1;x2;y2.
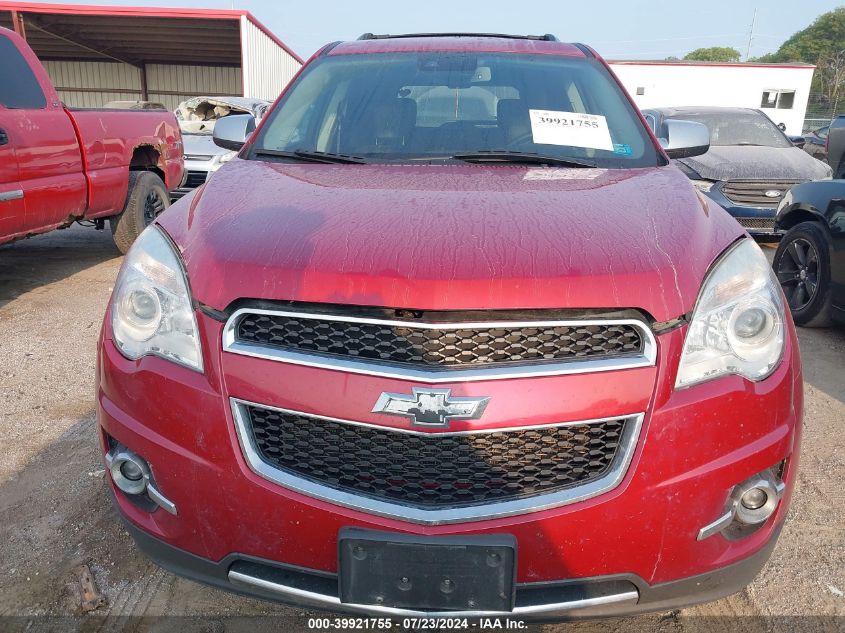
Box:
172;96;270;200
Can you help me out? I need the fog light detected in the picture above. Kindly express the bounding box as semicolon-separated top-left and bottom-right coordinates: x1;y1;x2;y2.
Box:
697;469;784;540
740;487;768;510
108;449;150;496
119;460;144;482
733;478;779;525
104;445;178;516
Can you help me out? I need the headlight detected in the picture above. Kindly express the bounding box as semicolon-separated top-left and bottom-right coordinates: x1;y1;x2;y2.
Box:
111;226;203;371
675;239;785;388
691;179;715;193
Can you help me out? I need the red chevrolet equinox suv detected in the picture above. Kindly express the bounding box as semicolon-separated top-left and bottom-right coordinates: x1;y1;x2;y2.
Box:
97;33;801;621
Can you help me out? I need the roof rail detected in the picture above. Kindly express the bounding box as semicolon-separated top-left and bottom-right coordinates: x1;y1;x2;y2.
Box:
572;43;595;58
357;32;559;42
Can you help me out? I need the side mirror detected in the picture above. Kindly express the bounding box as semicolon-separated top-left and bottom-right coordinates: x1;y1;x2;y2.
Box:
213;114;256;151
659;120;710;159
789;136;806;149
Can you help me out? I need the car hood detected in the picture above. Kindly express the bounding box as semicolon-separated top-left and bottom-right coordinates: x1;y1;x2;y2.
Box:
182;133;228;159
158;160;744;322
676;145;831;181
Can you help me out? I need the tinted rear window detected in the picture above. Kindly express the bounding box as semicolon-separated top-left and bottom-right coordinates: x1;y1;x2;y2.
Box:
0;35;47;109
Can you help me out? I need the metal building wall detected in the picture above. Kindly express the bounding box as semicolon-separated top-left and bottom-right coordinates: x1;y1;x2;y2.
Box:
41;61;242;110
145;64;243;110
240;15;301;102
42;60;141;108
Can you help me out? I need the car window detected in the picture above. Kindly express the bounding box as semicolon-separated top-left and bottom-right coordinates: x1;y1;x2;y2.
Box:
665;111;791;148
817;126;829;139
0;35;47;109
255;52;661;168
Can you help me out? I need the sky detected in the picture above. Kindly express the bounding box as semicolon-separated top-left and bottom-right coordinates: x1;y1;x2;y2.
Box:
16;0;845;61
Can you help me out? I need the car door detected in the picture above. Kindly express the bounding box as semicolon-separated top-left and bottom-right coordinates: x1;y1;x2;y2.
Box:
0;103;25;242
0;31;86;236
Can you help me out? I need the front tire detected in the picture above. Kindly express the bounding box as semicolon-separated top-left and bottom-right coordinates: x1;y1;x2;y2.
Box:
773;221;833;327
110;171;169;254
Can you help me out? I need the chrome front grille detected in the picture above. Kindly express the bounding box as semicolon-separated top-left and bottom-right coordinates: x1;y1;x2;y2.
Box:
230;399;644;524
721;180;799;207
223;307;656;382
183;170;208;189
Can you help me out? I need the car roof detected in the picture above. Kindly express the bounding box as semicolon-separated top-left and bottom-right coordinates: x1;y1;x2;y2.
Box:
327;34;588;58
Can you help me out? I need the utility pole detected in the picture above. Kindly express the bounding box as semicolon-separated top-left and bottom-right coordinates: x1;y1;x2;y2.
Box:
745;8;757;61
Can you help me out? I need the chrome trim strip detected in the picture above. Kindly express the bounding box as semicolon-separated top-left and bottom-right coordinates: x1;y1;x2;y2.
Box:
146;484;178;515
230;398;644;525
222;308;657;383
696;510;734;541
0;189;23;203
228;569;639;618
232;397;639;437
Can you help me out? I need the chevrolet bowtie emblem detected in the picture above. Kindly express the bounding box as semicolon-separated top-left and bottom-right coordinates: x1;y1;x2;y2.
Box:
372;388;490;427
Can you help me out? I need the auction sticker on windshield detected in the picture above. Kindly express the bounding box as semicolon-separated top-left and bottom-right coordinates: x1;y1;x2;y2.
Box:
529;110;614;151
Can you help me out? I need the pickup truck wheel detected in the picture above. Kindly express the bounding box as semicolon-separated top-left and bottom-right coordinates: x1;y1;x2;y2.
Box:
110;171;169;254
773;221;833;327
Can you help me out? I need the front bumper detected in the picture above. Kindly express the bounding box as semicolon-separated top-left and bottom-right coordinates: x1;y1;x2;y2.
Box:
702;187;781;238
122;515;781;620
96;313;802;619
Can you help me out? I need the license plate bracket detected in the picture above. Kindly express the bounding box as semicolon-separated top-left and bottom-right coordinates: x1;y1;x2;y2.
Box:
338;528;516;612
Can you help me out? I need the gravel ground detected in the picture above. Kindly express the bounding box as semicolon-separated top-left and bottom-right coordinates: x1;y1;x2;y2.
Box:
0;226;842;632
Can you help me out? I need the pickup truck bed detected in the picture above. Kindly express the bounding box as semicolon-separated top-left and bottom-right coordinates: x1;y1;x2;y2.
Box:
0;27;184;252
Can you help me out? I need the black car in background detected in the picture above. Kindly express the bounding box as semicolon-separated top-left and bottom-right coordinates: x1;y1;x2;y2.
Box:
643;107;831;238
800;124;829;162
774;180;845;326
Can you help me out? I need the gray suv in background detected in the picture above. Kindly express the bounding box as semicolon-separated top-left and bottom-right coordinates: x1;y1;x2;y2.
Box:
172;96;270;200
643;106;831;239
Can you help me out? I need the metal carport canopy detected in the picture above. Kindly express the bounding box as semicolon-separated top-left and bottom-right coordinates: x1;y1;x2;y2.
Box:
0;2;303;70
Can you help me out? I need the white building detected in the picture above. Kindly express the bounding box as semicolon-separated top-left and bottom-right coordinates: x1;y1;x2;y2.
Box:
0;2;303;110
608;61;816;135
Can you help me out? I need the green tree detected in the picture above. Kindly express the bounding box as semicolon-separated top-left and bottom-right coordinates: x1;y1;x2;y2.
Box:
764;7;845;116
683;47;742;62
767;7;845;64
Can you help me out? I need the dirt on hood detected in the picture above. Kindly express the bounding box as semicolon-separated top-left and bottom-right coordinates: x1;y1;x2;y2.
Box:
676;145;832;182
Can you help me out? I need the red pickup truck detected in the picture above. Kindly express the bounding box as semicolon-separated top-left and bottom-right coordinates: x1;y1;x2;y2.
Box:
0;28;183;253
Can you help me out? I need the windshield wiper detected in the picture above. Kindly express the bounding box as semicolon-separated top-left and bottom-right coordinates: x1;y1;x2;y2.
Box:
253;149;367;164
451;151;597;168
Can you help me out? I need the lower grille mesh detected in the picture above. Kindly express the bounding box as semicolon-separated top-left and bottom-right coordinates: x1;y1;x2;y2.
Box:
245;405;629;509
736;217;777;232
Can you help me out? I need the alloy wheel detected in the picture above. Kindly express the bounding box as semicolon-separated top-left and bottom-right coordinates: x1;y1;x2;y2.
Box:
776;237;820;311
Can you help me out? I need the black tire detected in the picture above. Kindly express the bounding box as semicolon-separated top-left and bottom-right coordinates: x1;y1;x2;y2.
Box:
110;171;169;254
772;221;833;327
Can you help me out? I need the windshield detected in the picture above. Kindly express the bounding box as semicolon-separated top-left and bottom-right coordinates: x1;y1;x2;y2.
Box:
252;52;661;168
666;111;791;148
